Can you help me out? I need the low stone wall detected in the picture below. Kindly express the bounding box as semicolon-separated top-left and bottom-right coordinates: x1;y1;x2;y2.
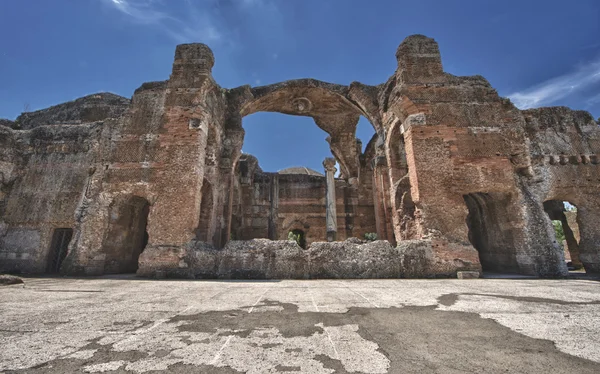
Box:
137;238;481;279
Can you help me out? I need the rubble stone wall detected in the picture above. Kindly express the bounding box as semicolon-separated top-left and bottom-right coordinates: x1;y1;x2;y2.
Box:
13;93;130;130
0;124;101;273
137;238;480;279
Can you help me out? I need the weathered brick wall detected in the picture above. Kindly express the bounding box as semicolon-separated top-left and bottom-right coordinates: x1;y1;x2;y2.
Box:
231;154;377;246
381;35;572;276
63;43;228;275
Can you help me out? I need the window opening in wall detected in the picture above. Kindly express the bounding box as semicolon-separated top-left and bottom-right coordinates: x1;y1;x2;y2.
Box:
288;229;306;249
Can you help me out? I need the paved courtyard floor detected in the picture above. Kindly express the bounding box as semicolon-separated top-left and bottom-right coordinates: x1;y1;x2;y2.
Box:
1;276;599;373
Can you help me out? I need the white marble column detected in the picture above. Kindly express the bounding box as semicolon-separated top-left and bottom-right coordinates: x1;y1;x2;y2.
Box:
323;158;337;242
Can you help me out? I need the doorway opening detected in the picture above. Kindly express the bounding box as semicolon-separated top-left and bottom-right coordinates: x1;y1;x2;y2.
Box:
46;228;73;273
543;200;583;272
102;196;150;274
463;192;519;273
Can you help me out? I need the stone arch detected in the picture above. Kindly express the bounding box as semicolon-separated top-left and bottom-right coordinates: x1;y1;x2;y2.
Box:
385;119;408;182
101;195;150;274
385;117;412;244
239;79;377;129
281;217;311;245
223;79;383;247
543;200;582;269
237;79;381;182
543;192;600;274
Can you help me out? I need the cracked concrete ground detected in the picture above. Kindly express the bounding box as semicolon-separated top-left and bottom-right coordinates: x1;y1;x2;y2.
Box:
1;276;599;373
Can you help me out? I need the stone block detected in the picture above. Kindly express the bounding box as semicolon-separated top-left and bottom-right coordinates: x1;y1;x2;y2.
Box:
457;271;480;279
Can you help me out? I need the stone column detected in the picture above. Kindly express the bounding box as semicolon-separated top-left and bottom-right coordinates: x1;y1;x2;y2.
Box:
323;158;337;242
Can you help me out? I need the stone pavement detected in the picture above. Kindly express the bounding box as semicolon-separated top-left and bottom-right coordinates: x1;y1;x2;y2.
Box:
1;276;599;373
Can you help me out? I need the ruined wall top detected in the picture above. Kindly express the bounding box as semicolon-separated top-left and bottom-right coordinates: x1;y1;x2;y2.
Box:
395;34;444;84
170;43;216;88
0;119;15;129
9;92;130;130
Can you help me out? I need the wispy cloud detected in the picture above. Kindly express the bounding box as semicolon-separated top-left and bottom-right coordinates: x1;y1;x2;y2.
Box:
508;59;600;109
103;0;276;44
107;0;173;24
585;92;600;108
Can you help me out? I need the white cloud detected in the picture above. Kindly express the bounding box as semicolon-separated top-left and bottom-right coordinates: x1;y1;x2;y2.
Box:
103;0;223;43
508;59;600;109
103;0;281;46
107;0;173;25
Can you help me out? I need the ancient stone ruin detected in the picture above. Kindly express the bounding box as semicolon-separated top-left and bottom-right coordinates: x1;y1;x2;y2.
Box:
1;35;598;278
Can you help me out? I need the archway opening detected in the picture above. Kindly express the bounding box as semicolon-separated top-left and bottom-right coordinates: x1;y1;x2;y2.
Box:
46;228;73;273
543;200;584;272
463;192;519;273
102;196;150;274
196;179;213;242
242;112;332;173
356;116;375;153
232;112;332;243
232;90;379;244
288;229;307;249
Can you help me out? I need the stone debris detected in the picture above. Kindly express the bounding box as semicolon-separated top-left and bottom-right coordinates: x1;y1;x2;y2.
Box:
0;274;24;285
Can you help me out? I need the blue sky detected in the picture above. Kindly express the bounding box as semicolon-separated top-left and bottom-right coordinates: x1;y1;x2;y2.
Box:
1;0;599;172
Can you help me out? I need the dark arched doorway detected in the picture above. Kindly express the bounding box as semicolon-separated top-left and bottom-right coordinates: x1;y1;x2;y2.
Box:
102;196;150;274
288;229;307;249
463;192;519;273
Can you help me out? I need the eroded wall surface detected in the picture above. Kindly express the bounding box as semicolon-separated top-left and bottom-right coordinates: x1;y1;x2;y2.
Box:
0;124;102;272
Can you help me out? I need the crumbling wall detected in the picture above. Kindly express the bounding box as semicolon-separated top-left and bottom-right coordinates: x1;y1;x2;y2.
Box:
523;107;600;273
12;93;130;130
137;237;479;279
0;124;101;273
0;126;18;270
0;119;15;129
